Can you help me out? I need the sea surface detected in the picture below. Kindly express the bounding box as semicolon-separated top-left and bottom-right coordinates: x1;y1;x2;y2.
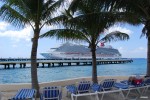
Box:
0;58;147;84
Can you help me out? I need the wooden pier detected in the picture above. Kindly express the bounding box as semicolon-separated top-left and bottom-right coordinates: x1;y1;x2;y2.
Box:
0;58;133;69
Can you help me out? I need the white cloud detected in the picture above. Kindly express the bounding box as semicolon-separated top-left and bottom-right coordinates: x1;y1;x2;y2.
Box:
119;46;147;58
141;24;145;28
106;25;132;35
0;21;58;50
132;47;147;53
0;21;56;42
0;22;33;42
12;44;17;48
117;46;126;53
40;25;56;34
0;22;8;31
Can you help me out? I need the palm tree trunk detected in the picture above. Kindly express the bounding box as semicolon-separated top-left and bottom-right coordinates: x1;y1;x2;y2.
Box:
31;29;40;97
147;36;150;76
91;45;98;83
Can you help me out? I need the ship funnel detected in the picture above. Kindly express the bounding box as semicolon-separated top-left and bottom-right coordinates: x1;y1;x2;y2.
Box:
100;42;105;47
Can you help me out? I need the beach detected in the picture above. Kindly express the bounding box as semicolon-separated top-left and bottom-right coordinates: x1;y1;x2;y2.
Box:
0;76;134;100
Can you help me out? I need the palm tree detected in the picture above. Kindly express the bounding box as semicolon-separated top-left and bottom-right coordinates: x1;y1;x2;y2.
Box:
107;0;150;76
40;0;129;83
0;0;65;96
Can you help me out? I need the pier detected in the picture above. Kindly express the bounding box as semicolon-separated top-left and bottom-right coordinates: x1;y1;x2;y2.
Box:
0;58;133;69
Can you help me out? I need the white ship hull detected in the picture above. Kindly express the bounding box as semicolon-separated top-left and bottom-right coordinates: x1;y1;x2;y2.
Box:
41;52;121;59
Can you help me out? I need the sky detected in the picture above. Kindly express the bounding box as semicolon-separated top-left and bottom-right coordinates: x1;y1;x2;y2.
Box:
0;1;147;58
0;20;147;58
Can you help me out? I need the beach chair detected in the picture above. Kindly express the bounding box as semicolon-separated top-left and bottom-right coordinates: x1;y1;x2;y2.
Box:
91;80;124;100
90;79;117;92
91;83;102;92
66;81;91;100
143;77;150;93
66;81;91;95
98;79;122;100
11;89;36;100
117;79;147;100
40;86;62;100
144;77;150;85
70;92;99;100
100;79;116;91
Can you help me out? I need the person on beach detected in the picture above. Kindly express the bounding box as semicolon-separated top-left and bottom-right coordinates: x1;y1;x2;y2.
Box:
128;76;144;85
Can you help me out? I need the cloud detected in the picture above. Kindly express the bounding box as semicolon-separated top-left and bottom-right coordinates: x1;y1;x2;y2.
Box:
117;46;126;53
118;46;147;58
40;25;56;34
0;21;57;50
0;22;33;42
0;21;56;42
0;22;8;31
132;47;147;53
12;44;17;48
141;24;145;28
106;25;132;35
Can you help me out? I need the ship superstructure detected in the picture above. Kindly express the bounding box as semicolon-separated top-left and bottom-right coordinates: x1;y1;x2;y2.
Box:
40;43;121;59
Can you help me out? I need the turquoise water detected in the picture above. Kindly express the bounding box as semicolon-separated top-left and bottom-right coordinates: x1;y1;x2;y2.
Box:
0;58;147;84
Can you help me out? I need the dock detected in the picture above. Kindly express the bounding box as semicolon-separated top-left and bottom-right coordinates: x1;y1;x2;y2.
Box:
0;58;133;69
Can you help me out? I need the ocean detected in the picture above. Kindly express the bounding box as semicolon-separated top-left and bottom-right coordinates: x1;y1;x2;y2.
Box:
0;58;147;84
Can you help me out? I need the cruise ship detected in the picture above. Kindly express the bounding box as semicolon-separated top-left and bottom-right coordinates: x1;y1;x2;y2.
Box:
40;42;121;59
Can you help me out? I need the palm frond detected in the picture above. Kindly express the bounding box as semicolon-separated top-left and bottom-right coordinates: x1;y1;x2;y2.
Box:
42;0;65;20
68;0;81;13
101;31;129;42
44;15;68;26
40;29;85;41
0;4;29;28
141;24;148;38
64;12;129;35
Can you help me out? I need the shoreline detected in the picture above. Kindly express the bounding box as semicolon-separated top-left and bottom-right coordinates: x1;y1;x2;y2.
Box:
0;76;129;92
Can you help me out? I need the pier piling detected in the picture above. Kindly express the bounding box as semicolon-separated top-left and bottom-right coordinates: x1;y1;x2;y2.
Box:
13;64;16;68
23;63;26;68
20;64;22;68
48;63;51;67
42;63;44;68
7;64;10;69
